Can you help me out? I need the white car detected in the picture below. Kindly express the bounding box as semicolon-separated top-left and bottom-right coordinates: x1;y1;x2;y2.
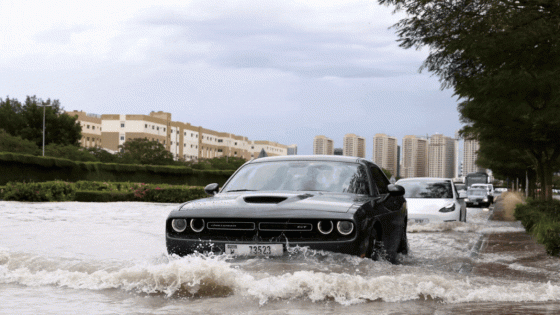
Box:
396;177;466;224
471;183;494;203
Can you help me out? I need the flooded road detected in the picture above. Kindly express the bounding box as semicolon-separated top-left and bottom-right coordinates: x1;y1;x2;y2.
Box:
1;201;560;314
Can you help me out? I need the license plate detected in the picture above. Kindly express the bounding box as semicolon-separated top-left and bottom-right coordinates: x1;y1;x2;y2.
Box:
412;219;429;224
225;244;283;256
473;202;479;205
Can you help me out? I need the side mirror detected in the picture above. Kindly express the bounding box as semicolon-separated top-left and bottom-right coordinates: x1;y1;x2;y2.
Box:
204;183;219;196
388;184;405;197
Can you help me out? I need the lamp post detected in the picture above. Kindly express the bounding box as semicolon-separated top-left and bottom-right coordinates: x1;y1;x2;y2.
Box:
39;102;53;156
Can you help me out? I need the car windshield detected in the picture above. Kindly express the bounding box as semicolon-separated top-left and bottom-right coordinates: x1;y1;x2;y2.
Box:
468;188;487;196
398;180;453;199
223;160;370;194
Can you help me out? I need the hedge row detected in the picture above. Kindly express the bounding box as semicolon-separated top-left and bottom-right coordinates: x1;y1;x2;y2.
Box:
1;181;207;203
515;199;560;256
0;152;235;185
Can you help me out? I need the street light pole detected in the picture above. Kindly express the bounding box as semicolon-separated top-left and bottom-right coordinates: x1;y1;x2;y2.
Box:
39;102;53;156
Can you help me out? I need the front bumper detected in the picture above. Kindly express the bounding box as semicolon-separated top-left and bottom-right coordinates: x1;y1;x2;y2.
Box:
166;234;361;256
408;210;460;223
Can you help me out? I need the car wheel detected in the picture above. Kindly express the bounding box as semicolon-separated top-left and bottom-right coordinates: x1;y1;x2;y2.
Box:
397;222;408;255
366;227;384;261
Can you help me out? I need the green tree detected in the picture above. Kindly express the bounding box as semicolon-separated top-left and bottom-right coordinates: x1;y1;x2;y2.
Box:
117;138;174;165
0;129;40;155
379;0;560;200
0;96;82;147
87;147;117;163
0;97;24;136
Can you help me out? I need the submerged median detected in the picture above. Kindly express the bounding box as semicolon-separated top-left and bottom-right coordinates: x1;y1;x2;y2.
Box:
0;181;206;203
490;191;559;257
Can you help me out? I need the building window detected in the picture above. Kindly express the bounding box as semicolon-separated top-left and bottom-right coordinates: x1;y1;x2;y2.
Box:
157;127;159;131
145;124;148;128
121;123;125;128
152;126;155;130
120;136;124;141
87;125;90;129
163;128;166;132
92;126;95;130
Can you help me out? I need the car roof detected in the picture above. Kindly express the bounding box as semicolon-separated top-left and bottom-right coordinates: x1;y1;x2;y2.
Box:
247;155;366;164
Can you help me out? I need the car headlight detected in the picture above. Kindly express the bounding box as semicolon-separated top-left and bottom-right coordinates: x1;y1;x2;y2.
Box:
317;220;334;235
483;198;488;202
439;203;456;213
464;198;469;202
171;219;187;232
336;221;354;235
190;218;205;232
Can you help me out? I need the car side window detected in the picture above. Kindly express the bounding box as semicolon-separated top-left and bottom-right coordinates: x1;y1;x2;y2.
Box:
346;164;370;195
369;165;389;195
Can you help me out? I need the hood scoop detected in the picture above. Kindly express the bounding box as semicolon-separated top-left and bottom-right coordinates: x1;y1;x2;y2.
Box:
243;196;288;204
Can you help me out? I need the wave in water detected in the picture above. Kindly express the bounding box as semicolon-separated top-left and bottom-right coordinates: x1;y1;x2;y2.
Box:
1;248;559;306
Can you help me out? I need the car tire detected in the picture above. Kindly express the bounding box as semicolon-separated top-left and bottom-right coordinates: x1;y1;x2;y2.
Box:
366;227;384;261
397;222;408;255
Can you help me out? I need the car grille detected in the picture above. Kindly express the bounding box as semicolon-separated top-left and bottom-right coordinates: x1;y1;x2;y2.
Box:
167;218;354;242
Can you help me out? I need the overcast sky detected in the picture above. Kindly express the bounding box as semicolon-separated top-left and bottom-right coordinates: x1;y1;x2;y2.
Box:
0;0;463;159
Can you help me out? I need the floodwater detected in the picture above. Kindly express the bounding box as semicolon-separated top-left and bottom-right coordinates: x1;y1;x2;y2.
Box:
1;201;560;315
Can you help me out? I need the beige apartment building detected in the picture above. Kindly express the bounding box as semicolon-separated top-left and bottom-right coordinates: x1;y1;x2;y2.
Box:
372;133;397;176
401;135;428;178
343;134;366;158
313;135;334;155
66;111;103;148
428;134;456;178
67;111;288;161
463;139;484;175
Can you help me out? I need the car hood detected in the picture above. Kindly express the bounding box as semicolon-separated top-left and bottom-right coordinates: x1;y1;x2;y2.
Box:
176;191;365;217
406;198;456;213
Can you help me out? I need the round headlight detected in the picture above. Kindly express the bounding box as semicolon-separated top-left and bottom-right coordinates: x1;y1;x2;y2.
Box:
317;220;334;235
336;221;354;235
190;218;205;233
171;219;187;232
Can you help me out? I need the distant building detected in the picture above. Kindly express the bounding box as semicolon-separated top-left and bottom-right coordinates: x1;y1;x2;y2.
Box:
372;133;398;176
66;111;102;148
313;135;334;155
428;134;456;178
401;135;428;178
343;133;366;158
67;110;288;161
287;144;298;155
333;148;343;155
463;139;485;175
396;145;401;178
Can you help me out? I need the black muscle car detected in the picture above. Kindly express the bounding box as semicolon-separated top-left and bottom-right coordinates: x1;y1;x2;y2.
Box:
166;155;408;263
